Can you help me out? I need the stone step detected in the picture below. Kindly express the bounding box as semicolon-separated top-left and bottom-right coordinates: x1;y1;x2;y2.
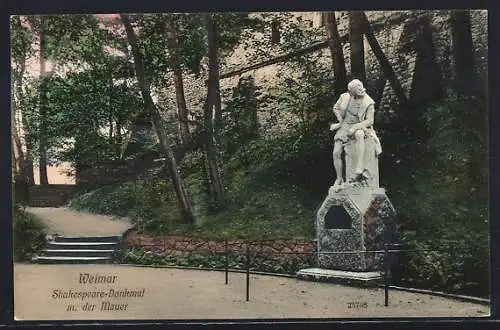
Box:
28;200;65;207
30;192;71;196
29;196;69;201
46;241;120;250
30;198;65;202
29;184;77;189
29;191;71;195
27;184;77;207
33;256;113;264
29;192;75;197
39;249;116;258
52;235;121;243
33;232;123;264
29;196;63;200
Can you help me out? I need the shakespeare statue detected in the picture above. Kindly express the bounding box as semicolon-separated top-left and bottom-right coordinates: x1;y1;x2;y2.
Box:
330;79;382;191
297;79;396;280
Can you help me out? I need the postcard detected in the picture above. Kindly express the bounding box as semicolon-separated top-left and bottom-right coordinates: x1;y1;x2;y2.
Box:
11;10;490;321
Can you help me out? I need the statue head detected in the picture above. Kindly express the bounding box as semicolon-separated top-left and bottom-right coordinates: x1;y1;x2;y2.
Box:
347;79;366;98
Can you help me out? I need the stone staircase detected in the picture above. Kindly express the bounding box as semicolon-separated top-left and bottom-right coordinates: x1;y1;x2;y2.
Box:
28;184;78;208
32;235;123;264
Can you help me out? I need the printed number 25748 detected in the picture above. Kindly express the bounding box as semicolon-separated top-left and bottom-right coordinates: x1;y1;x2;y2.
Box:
347;302;368;308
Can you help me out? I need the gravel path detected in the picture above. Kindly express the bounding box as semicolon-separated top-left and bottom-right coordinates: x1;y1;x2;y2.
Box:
14;264;489;321
26;207;133;236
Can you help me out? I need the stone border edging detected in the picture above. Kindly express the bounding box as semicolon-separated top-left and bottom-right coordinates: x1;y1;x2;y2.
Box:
114;263;490;306
116;263;296;278
375;284;491;306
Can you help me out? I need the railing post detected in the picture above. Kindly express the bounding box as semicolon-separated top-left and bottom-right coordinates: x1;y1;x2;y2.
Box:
225;239;228;285
384;243;389;307
246;243;250;301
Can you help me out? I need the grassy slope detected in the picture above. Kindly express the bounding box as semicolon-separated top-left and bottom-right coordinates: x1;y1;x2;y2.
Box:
68;163;318;241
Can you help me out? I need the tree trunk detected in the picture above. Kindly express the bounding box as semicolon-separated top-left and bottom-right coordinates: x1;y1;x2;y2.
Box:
164;14;191;146
12;143;18;177
450;10;476;95
349;11;366;82
116;121;122;144
121;14;195;223
11;122;24;176
11;17;26;179
14;17;35;184
214;80;222;131
450;10;483;183
323;12;348;96
21;113;35;185
38;16;49;185
12;116;20;177
360;12;408;108
108;79;114;139
109;114;114;139
203;13;226;210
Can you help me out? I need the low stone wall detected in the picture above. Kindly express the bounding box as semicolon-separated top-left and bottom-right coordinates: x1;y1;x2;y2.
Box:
76;156;163;190
123;230;317;266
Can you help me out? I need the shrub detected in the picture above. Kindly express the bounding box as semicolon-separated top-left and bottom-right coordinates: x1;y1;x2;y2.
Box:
121;248;315;275
13;205;47;261
387;91;489;298
69;179;181;235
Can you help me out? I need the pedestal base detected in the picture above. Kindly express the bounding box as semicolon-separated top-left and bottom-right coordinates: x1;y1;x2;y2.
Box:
296;268;382;287
316;187;397;271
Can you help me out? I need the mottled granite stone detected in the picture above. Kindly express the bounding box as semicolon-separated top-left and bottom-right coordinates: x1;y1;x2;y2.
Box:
316;186;397;271
296;268;382;287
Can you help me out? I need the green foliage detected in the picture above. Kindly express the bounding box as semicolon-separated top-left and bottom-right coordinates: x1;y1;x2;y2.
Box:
214;13;265;56
220;76;260;157
279;14;324;51
135;14;171;87
13;12;489;298
386;91;489;298
175;14;206;76
42;15;110;64
10;16;34;62
13;205;47;261
224;127;334;199
12;14;143;169
68;166;316;240
276;62;335;135
393;230;489;298
121;248;314;275
36;68;141;167
69;179;180;234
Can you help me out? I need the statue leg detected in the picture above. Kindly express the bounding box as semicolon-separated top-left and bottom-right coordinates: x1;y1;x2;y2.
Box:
354;129;365;175
333;141;344;186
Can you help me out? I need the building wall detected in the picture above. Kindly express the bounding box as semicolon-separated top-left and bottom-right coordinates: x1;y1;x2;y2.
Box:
215;10;488;130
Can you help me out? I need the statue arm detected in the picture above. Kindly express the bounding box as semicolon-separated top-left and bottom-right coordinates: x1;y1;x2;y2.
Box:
351;104;375;131
333;93;349;123
330;95;346;131
333;105;344;123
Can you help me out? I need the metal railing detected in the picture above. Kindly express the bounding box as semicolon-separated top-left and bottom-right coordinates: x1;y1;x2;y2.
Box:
215;241;489;305
124;239;490;306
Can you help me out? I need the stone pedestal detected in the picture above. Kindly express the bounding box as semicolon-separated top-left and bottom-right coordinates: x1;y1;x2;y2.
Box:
296;268;382;287
316;186;397;271
297;186;397;286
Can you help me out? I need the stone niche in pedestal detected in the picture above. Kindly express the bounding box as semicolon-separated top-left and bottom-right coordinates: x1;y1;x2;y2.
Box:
316;186;397;272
